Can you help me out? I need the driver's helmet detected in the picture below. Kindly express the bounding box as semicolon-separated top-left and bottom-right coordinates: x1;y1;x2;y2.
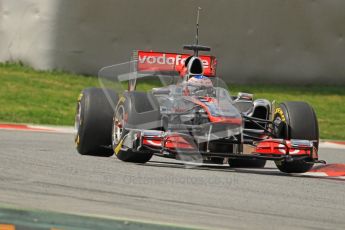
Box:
183;75;214;96
187;75;213;87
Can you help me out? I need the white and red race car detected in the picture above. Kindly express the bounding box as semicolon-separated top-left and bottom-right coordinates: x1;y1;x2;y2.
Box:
75;44;324;173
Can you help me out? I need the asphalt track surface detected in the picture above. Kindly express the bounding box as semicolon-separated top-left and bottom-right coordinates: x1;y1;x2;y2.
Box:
0;130;344;230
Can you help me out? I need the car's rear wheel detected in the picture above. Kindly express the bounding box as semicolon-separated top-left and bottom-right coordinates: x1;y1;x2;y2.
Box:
274;101;319;173
112;92;161;163
75;88;118;156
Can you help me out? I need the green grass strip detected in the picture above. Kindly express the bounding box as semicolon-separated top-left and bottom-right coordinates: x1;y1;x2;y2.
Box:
1;62;344;140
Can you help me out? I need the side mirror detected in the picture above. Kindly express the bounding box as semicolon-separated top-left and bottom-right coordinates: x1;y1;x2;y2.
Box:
237;92;254;101
233;92;254;114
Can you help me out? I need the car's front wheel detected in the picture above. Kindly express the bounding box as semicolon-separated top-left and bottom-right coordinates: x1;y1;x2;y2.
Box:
274;101;319;173
112;92;161;163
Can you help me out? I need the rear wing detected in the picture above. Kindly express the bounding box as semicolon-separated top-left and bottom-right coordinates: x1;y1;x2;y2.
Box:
133;50;217;77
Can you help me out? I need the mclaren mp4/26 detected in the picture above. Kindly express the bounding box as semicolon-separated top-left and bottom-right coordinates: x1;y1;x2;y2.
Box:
74;42;324;173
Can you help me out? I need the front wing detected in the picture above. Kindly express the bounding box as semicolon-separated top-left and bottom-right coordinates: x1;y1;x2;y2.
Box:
116;129;321;163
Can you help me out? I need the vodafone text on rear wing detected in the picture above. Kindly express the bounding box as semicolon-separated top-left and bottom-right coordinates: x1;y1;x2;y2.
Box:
134;50;217;77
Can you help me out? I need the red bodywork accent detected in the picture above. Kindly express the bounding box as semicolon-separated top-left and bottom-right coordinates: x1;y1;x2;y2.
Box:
189;97;243;125
142;134;196;150
208;117;242;124
141;134;318;160
142;138;162;148
164;134;196;150
255;139;318;158
136;51;217;77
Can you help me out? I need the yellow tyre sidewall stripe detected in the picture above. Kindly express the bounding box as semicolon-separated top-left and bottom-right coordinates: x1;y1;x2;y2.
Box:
114;139;124;155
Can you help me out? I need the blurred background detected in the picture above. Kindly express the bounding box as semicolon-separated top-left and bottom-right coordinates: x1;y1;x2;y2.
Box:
1;0;345;84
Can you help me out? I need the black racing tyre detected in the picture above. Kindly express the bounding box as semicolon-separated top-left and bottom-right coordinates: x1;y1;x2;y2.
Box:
112;91;161;163
274;101;319;173
75;88;118;156
229;159;266;168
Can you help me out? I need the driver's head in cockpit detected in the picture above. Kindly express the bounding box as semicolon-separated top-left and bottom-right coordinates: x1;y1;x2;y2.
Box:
179;56;214;96
180;74;213;97
187;74;213;87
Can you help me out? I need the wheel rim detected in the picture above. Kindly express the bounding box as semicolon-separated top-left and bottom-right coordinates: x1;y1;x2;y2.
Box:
113;105;125;146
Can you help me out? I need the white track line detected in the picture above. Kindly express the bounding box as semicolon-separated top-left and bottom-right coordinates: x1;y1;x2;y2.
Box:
27;125;76;134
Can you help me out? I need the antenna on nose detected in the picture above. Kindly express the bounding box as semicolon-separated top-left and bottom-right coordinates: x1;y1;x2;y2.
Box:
183;7;211;57
195;7;201;48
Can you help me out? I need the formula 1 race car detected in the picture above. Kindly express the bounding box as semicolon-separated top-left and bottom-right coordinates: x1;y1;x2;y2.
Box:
74;42;324;173
75;10;324;173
